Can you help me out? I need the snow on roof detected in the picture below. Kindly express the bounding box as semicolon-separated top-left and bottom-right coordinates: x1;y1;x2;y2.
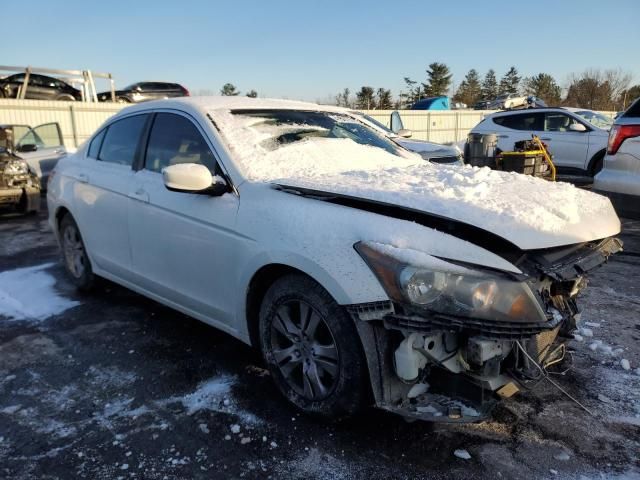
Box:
211;107;620;250
175;95;348;113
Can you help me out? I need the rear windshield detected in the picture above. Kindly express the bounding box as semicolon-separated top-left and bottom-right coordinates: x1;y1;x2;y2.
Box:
623;98;640;118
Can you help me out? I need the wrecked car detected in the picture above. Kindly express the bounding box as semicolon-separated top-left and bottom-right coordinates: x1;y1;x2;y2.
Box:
0;125;40;213
47;97;622;422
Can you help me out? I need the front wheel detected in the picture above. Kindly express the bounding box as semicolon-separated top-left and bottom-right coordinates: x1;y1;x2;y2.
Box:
59;214;95;291
259;274;369;419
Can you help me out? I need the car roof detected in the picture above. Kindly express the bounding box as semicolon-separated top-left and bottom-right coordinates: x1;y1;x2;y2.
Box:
486;107;576;117
111;96;349;119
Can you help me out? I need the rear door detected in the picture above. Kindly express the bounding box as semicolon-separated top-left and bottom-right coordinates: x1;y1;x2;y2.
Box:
72;113;150;279
490;112;544;151
16;122;67;188
540;112;590;171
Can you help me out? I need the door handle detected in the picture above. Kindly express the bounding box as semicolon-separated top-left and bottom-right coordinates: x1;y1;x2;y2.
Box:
130;188;149;203
497;134;509;138
77;173;89;183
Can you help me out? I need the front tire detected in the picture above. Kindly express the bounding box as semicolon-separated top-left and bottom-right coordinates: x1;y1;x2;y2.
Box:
59;214;95;291
259;274;368;419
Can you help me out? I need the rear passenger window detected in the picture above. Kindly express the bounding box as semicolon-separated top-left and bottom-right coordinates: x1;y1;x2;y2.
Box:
98;115;147;166
144;113;217;173
493;113;543;131
88;129;106;158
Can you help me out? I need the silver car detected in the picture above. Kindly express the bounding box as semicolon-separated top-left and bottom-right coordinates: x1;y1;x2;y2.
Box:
353;111;463;165
594;98;640;218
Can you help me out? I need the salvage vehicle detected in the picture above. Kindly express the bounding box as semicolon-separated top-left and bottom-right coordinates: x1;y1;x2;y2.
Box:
0;126;40;213
1;122;67;189
352;111;463;165
97;82;189;103
47;97;621;422
469;107;611;177
0;73;82;101
594;97;640;218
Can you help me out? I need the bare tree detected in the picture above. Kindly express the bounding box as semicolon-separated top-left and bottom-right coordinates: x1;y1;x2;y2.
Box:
564;68;632;110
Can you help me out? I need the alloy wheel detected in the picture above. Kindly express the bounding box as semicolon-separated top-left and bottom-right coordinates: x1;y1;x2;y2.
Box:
270;300;340;401
62;224;86;278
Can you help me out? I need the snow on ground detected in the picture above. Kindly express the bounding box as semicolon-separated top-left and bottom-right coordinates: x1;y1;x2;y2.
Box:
212;106;619;250
0;263;79;321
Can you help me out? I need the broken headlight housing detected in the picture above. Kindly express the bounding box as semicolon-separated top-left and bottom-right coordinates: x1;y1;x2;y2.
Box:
3;159;29;175
355;242;547;324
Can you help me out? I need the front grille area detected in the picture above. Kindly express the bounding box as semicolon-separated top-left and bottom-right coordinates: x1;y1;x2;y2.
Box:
383;313;563;339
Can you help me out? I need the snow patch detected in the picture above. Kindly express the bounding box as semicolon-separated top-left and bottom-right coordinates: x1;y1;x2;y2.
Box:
454;449;472;460
0;263;79;321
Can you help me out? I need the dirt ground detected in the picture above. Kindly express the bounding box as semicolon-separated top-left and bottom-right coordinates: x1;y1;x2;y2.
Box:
0;206;638;480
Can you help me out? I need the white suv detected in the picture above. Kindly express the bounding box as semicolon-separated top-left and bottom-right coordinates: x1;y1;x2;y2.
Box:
594;98;640;218
469;107;613;177
47;97;621;423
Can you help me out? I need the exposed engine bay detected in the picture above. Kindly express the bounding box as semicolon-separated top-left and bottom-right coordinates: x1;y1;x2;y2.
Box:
349;236;623;422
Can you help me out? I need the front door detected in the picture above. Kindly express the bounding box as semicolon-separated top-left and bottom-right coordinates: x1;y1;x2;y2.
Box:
16;122;67;188
127;111;240;326
540;112;590;171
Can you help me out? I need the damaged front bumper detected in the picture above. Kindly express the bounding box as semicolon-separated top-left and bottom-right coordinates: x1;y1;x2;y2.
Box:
348;237;623;423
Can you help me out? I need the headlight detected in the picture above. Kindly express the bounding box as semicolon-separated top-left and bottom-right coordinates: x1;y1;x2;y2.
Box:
355;242;546;324
4;159;29;175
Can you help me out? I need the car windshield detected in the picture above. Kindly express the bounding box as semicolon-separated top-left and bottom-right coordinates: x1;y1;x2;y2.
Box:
574;110;613;129
231;109;404;156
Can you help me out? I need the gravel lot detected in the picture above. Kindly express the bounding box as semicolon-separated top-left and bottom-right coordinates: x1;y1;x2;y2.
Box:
0;206;639;480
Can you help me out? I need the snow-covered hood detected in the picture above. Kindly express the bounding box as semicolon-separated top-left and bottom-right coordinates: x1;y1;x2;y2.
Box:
214;108;621;251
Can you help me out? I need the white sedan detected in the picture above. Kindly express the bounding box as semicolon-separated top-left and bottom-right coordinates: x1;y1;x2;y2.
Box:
470;107;613;177
47;97;621;422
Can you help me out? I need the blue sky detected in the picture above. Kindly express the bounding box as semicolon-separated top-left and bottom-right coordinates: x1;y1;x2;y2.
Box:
3;0;639;101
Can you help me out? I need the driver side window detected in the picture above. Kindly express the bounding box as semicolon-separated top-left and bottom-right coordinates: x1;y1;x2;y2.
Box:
144;113;217;173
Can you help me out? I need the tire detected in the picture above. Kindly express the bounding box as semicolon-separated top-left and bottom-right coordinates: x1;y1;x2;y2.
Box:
259;274;368;419
589;152;605;177
55;94;75;101
116;97;131;104
59;214;95;291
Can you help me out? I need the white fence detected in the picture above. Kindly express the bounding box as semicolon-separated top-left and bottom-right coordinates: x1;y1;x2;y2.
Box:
362;109;497;144
0;99;618;149
0;99;125;148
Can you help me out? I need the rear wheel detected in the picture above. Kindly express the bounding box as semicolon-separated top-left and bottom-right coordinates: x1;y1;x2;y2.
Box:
589;152;605;177
59;215;95;291
55;94;75;101
259;274;368;418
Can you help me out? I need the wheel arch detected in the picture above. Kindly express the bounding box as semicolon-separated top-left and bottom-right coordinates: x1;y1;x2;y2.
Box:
588;148;606;176
245;263;325;348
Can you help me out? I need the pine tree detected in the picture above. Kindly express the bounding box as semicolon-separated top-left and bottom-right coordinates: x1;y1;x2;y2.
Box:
422;62;452;97
453;69;482;106
522;73;561;106
499;66;521;95
220;83;240;96
246;89;258;98
481;69;499;100
376;88;393;109
355;86;376;110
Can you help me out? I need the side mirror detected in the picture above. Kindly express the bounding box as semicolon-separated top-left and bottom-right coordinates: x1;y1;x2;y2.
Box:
162;163;227;196
569;123;587;132
390;111;405;134
17;143;38;153
397;128;412;138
